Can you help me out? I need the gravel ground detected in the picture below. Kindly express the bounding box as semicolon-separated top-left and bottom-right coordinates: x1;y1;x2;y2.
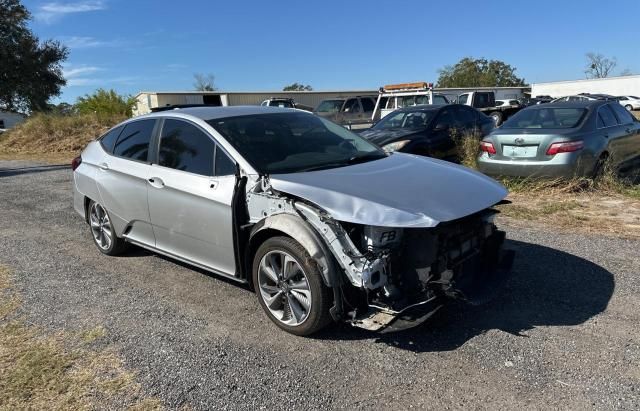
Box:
1;160;639;410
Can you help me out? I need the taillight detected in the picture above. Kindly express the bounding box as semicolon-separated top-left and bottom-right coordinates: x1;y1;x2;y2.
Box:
480;141;496;154
546;140;584;156
71;156;82;171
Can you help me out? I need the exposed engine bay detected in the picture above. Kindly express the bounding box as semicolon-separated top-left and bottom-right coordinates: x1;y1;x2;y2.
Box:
246;176;514;332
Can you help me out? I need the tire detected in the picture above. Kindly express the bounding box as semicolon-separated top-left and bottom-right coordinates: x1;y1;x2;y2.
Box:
252;236;333;336
625;105;633;112
489;111;503;126
87;200;129;256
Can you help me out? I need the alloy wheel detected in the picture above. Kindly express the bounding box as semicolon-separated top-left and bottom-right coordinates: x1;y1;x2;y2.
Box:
89;202;113;251
257;250;312;326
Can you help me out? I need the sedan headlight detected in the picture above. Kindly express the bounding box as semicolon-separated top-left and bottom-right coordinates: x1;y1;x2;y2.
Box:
382;140;410;153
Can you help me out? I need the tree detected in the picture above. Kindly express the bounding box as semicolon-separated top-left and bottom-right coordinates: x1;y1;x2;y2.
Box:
584;52;617;79
0;0;68;113
75;89;136;116
436;57;526;88
283;83;313;91
193;73;217;91
46;102;77;115
619;68;634;77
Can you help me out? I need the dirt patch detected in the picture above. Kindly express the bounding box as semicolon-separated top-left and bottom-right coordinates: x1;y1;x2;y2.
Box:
0;265;162;410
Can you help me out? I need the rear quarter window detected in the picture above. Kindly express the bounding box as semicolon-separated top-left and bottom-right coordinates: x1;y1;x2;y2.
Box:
100;125;124;153
113;120;156;161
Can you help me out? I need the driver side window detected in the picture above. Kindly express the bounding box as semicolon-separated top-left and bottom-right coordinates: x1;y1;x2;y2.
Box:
343;98;361;113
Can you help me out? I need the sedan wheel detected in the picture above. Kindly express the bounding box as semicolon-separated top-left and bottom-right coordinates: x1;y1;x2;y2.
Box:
88;200;128;255
625;105;633;111
253;236;332;335
258;250;312;326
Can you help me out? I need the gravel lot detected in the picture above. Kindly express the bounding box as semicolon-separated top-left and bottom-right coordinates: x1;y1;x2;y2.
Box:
1;160;639;410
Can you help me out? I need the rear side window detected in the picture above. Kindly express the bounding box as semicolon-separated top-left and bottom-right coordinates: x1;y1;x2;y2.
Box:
159;119;215;176
100;125;124;153
113;120;155;161
344;98;361;113
609;103;634;125
454;107;476;127
597;105;618;128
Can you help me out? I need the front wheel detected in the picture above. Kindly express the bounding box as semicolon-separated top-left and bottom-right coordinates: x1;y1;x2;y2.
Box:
625;104;633;111
88;200;129;255
252;236;333;336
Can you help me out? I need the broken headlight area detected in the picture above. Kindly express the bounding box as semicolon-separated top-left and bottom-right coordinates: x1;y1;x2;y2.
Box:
341;211;514;332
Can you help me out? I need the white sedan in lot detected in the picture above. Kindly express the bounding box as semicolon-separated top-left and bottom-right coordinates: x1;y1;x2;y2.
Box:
616;96;640;111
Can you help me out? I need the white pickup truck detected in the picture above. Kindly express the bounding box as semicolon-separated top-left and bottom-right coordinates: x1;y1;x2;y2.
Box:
371;82;450;121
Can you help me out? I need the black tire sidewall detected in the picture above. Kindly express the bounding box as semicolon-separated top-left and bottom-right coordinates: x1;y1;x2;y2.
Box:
252;236;332;336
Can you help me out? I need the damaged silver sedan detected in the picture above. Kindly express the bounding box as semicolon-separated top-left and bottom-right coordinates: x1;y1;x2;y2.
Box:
72;106;514;335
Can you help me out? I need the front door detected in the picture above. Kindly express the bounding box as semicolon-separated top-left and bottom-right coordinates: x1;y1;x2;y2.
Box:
147;118;237;276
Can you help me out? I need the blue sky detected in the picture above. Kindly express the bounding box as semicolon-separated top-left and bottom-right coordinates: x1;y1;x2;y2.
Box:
22;0;640;103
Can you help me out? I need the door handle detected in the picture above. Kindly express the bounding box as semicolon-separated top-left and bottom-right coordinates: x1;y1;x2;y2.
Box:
209;179;219;189
148;177;164;188
625;128;632;134
98;162;109;171
603;134;609;139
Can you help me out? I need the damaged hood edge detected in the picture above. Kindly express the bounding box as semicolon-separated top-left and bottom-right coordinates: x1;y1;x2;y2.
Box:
268;153;507;228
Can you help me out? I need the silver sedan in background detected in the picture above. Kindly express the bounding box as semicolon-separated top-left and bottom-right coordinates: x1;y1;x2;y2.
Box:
477;101;640;178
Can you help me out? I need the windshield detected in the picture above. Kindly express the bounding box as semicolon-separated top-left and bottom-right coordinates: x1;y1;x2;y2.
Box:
315;100;344;113
631;96;640;99
207;112;386;174
501;108;587;129
372;110;436;130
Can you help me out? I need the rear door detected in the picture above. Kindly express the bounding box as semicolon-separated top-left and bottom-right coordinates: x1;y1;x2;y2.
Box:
95;119;157;246
147;118;238;276
609;102;640;163
429;107;458;159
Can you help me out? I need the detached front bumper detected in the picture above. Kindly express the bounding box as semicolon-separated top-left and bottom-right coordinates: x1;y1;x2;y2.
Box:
351;230;515;333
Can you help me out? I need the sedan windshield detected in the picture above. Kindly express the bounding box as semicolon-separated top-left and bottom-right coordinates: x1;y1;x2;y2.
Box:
207;113;386;174
501;108;587;129
372;110;436;130
315;100;344;113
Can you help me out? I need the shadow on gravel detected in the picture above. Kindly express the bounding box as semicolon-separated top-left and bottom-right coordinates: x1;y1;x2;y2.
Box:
0;164;69;177
317;239;615;352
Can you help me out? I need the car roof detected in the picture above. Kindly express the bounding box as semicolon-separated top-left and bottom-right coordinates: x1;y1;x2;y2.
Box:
395;104;450;112
527;100;609;109
142;105;300;121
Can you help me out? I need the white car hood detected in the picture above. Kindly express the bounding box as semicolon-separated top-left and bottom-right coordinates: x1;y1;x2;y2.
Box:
269;153;508;228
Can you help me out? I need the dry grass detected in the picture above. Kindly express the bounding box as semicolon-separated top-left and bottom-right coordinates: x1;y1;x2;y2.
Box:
0;113;125;158
0;265;162;410
633;111;640;120
452;129;481;169
495;165;640;237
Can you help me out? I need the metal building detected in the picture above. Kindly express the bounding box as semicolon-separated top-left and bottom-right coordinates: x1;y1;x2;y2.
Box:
0;111;26;130
532;75;640;98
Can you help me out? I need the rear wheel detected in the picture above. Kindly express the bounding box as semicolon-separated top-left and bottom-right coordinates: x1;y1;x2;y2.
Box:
88;200;129;255
489;111;503;126
252;236;332;336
